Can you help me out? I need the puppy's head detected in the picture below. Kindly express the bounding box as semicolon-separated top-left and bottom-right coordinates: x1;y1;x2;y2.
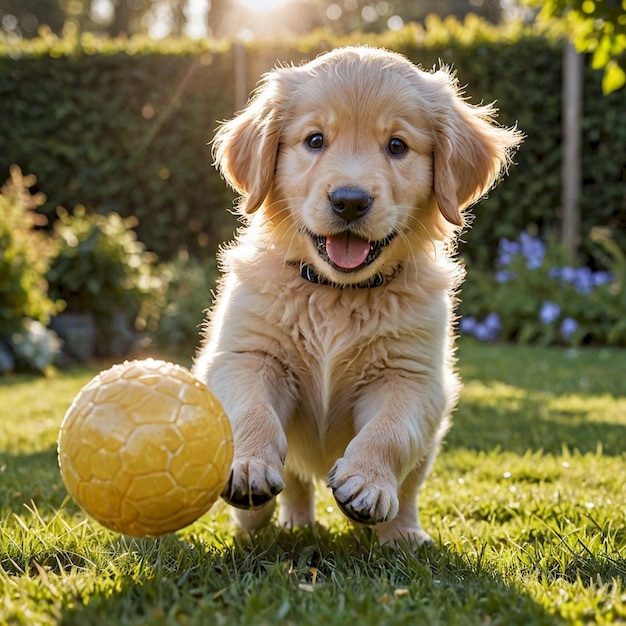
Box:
213;46;522;285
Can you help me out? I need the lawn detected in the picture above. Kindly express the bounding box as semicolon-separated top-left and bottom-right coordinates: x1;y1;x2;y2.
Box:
1;341;625;625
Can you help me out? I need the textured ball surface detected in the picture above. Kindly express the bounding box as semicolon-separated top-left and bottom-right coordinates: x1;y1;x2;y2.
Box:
58;359;233;537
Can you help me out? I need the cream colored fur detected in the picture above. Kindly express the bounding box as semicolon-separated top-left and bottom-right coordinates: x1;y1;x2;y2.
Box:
193;46;522;547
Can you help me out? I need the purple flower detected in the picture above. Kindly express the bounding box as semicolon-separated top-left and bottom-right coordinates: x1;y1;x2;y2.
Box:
552;264;613;294
473;324;491;341
474;313;501;341
519;232;545;269
539;301;561;324
572;267;593;295
592;271;613;287
497;238;521;267
560;266;577;283
460;314;500;341
495;270;515;283
484;312;502;332
560;317;579;340
460;316;477;334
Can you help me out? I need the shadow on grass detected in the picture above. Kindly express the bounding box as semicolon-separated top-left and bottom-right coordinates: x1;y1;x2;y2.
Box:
453;341;626;456
0;365;98;388
53;526;566;626
457;340;626;398
449;392;626;456
0;446;71;516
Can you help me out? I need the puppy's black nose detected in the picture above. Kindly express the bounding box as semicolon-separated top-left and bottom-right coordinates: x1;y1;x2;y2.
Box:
329;187;372;222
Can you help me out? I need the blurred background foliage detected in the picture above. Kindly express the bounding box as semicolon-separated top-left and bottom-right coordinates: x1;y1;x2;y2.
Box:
0;0;625;370
527;0;626;92
1;0;506;40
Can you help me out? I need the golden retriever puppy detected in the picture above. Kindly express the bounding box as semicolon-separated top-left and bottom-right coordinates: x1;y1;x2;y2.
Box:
194;46;522;546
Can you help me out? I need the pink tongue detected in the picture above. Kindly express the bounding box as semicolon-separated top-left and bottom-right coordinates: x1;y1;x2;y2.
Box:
325;233;371;270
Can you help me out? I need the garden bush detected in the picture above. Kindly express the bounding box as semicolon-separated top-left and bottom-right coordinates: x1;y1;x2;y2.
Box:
0;166;61;372
0;166;58;334
0;37;239;259
139;249;218;362
46;205;160;358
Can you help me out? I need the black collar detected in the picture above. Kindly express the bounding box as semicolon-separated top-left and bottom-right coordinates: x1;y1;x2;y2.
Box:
289;262;402;289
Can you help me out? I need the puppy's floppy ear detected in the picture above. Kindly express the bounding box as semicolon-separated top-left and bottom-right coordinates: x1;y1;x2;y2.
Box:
212;71;286;214
431;69;523;227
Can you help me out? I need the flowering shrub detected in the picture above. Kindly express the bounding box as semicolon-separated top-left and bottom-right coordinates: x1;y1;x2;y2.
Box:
0;169;161;371
0;167;62;373
10;319;62;374
46;205;160;357
0;166;59;336
139;250;219;360
459;229;625;346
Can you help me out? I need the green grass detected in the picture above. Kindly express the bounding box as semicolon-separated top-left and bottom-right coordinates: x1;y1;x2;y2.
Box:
1;341;626;625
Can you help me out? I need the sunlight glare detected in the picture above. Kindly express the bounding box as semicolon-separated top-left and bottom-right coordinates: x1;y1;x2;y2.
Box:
236;0;292;12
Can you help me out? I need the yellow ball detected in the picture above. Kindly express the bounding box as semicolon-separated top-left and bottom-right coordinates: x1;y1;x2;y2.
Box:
58;359;233;537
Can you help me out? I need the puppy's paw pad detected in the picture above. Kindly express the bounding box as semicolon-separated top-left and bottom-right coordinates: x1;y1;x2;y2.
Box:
327;459;398;525
222;458;284;509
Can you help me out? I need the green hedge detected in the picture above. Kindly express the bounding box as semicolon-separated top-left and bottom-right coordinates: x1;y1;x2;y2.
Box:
1;20;624;266
1;39;239;258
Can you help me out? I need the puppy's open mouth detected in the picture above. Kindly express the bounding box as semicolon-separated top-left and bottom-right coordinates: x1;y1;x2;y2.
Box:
309;231;397;273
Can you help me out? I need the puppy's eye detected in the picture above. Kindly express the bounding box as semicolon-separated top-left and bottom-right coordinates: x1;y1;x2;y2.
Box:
387;137;408;156
305;133;324;150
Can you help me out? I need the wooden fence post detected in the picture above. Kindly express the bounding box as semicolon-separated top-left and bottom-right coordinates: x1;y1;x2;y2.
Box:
561;42;583;262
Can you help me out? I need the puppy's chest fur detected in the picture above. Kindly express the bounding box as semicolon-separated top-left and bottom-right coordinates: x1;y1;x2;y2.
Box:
268;276;448;477
280;289;390;474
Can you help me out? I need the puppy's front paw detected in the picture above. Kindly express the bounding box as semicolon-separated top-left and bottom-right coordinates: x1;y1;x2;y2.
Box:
222;458;285;510
327;459;399;525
